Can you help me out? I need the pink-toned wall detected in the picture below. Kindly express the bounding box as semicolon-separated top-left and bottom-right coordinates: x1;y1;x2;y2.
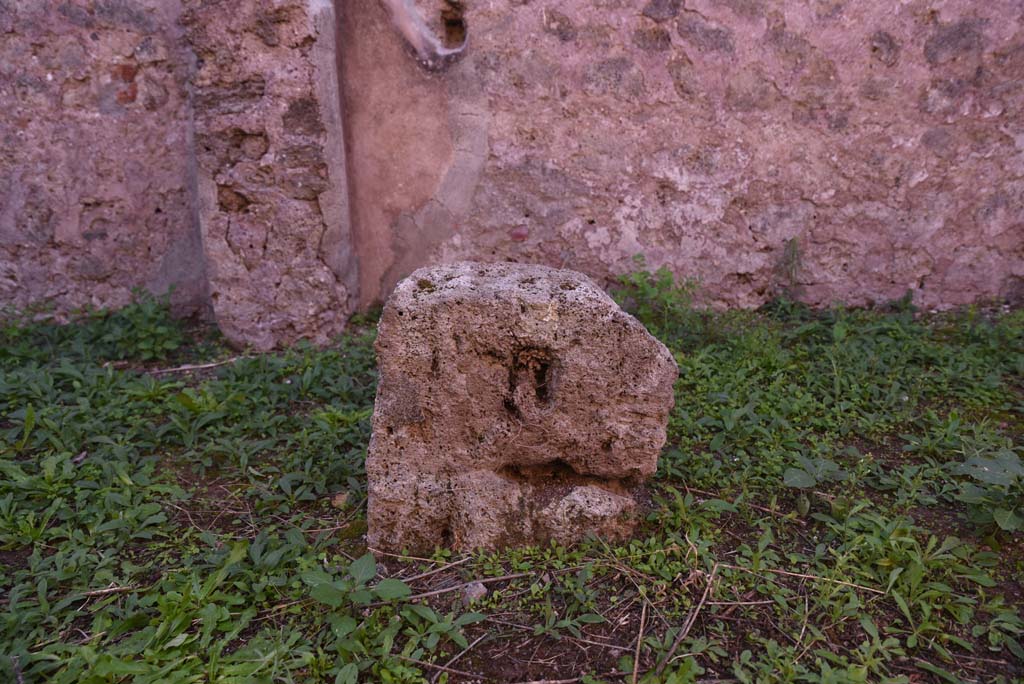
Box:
1;1;1022;349
0;0;207;317
182;0;355;350
345;0;1024;311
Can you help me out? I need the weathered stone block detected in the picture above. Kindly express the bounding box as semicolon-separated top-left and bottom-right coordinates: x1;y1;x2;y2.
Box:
366;262;678;553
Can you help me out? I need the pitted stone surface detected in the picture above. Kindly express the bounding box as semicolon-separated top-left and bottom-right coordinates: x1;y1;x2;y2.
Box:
181;0;355;350
366;262;678;553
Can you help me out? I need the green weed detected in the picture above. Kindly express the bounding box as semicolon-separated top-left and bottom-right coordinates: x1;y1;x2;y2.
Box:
1;272;1021;682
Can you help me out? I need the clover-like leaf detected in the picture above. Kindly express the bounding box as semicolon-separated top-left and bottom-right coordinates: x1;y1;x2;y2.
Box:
783;468;816;489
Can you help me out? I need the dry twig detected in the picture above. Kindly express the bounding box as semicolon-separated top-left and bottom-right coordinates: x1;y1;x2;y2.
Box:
82;585;137;598
632;600;648;684
395;655;481;679
509;678;586;684
486;617;628;650
10;656;24;684
656;563;719;676
685;486;807;525
430;633;488;684
149;357;245;375
367;571;537;607
369;548;450;563
404;556;472;584
721;564;885;594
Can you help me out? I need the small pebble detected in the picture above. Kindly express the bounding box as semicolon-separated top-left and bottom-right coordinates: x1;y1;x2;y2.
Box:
462;580;487;606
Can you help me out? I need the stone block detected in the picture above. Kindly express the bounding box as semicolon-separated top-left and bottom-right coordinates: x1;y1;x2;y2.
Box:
366;262;678;552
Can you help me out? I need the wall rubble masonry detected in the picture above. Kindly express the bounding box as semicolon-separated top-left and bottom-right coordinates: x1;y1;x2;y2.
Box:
0;0;207;316
181;0;355;350
346;0;1024;312
1;0;1022;347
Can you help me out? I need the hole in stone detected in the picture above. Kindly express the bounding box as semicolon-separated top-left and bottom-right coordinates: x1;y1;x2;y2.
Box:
503;397;523;420
508;347;557;408
498;458;579;482
495;460;633;511
440;526;454;548
500;459;635;490
533;360;552;403
440;1;466;49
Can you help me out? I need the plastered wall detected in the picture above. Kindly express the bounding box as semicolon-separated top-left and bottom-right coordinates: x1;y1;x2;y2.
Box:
0;0;207;317
345;0;1024;311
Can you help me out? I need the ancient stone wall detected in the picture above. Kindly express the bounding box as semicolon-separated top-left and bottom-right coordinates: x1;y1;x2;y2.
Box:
182;0;355;350
1;1;1021;348
345;0;1024;310
0;0;207;316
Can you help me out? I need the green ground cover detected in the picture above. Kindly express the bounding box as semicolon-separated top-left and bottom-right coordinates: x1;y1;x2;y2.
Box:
1;276;1022;683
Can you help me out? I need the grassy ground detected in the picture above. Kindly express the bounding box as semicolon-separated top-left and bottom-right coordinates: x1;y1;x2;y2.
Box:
1;276;1022;684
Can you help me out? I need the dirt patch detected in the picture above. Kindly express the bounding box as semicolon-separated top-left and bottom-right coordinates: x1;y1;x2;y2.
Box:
0;546;31;573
